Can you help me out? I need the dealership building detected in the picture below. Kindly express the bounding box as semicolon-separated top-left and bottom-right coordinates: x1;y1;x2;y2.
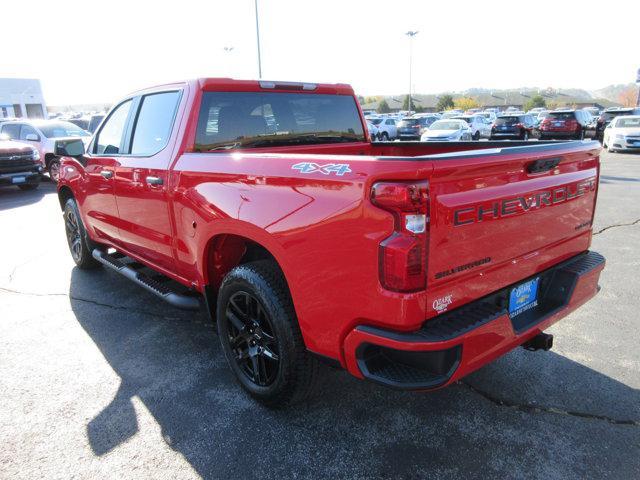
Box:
0;78;48;119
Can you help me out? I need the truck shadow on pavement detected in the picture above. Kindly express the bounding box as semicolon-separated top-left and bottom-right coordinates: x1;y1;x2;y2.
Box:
68;267;640;479
0;180;55;211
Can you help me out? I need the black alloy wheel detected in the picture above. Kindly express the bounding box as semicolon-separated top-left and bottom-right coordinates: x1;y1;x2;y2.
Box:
217;260;321;407
224;291;280;387
63;199;101;269
65;206;83;263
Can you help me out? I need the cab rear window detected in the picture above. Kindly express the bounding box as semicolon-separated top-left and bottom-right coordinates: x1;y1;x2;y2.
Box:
194;92;365;151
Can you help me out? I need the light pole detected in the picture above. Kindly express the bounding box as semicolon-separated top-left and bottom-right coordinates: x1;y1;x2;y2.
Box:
405;31;418;112
636;67;640;106
223;46;234;74
254;0;263;78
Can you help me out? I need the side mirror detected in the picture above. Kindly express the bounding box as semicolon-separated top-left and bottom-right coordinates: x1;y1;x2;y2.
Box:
25;133;39;141
55;138;85;157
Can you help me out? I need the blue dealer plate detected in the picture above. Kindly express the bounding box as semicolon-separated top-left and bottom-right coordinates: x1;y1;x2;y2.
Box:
509;277;540;317
11;176;26;184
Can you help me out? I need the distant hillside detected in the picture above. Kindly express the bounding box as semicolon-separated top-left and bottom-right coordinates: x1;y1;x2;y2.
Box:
359;87;621;112
590;83;636;103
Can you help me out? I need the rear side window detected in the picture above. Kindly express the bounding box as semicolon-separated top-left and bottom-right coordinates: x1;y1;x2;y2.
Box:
95;100;133;155
195;92;365;151
1;124;21;139
130;91;181;156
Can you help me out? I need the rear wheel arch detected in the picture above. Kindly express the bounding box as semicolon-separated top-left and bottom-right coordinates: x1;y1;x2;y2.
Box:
204;233;288;295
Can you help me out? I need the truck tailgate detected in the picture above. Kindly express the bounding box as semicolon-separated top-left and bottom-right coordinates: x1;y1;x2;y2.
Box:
425;141;600;316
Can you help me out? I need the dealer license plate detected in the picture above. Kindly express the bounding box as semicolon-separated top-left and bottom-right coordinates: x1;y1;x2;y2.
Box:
509;277;540;317
11;176;26;184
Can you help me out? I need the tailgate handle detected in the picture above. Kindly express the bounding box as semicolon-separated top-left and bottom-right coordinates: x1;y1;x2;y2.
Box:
527;157;561;174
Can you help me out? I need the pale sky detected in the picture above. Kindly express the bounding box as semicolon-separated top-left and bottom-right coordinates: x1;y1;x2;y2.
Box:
2;0;637;105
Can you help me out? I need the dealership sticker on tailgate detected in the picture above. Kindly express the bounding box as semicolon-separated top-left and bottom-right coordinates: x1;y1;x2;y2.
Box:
509;277;540;317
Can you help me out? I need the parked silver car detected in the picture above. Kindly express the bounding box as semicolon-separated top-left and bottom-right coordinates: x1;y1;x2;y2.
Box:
421;119;473;141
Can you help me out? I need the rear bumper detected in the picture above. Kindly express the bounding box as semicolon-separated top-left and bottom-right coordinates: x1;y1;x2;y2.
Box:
540;131;579;138
490;132;520;139
343;251;605;390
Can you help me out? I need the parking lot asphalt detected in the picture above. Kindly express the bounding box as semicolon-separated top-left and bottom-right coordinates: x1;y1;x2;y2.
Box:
0;151;638;480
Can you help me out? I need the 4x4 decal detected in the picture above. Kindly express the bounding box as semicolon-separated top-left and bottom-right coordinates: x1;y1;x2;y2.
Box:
292;162;352;176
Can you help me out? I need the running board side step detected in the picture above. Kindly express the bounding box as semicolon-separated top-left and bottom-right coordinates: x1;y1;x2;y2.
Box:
92;249;201;311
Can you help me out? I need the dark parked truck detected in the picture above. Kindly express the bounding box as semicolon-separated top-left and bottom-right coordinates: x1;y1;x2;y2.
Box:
0;137;42;190
56;79;605;406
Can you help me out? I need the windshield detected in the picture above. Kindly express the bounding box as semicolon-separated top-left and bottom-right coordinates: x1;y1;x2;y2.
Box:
194;92;365;150
615;117;640;128
430;120;462;130
603;110;633;122
38;121;90;138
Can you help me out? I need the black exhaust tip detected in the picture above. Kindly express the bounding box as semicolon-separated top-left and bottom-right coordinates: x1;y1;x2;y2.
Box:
522;332;553;351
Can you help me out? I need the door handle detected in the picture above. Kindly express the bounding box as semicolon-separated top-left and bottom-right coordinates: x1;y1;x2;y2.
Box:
100;170;113;179
145;176;163;186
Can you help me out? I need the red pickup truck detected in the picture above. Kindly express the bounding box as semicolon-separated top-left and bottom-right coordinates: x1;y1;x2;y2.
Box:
56;78;605;406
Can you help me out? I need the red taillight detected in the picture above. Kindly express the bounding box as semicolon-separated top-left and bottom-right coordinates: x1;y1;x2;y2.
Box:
371;181;429;292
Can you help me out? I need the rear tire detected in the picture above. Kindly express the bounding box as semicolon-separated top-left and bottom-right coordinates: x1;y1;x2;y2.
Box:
217;260;321;407
63;198;101;269
472;131;480;140
380;132;389;142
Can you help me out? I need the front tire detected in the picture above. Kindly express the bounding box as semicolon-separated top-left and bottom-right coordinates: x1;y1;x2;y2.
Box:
63;198;101;269
380;132;389;142
217;260;321;407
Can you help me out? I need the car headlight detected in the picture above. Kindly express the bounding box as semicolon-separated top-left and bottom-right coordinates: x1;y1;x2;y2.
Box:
615;134;624;140
31;149;40;161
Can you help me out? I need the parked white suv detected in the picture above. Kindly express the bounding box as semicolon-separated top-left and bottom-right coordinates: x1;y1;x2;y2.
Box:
452;115;492;139
368;117;397;141
0;120;91;182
